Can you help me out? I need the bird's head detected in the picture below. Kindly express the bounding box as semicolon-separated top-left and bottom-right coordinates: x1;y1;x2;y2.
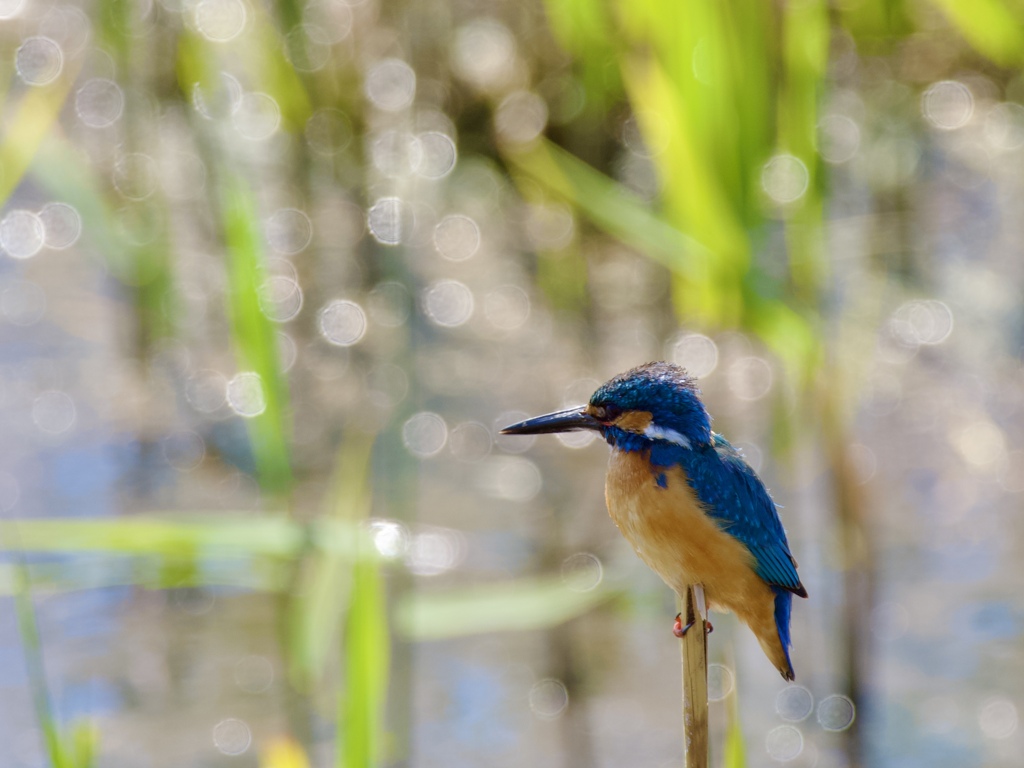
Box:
501;361;711;451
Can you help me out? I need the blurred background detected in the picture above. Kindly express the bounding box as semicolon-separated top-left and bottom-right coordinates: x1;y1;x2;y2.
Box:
0;0;1023;766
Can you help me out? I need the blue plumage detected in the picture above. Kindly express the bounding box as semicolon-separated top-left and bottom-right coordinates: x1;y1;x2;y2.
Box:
592;362;712;447
773;588;794;673
656;435;806;597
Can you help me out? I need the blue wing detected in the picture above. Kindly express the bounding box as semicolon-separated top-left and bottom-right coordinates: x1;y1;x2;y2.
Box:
650;434;807;597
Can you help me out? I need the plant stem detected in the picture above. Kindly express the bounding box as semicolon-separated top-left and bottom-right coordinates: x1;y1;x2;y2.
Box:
681;583;709;768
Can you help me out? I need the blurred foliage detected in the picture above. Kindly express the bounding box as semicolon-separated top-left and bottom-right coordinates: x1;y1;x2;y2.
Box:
221;174;294;496
0;0;1023;766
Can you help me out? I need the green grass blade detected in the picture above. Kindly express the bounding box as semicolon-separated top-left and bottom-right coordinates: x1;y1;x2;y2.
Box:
339;555;389;768
0;70;77;206
67;721;97;768
288;434;374;688
930;0;1024;66
506;138;709;275
395;574;618;640
0;560;289;595
778;0;829;300
0;516;306;558
11;563;66;767
722;696;747;768
220;173;294;497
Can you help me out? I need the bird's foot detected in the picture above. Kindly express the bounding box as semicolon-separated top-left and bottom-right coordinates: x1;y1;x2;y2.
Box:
673;613;713;638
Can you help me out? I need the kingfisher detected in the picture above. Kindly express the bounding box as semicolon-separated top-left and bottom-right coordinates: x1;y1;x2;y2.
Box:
501;361;807;680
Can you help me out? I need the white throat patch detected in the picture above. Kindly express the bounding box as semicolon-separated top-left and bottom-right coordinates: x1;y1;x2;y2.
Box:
643;423;692;449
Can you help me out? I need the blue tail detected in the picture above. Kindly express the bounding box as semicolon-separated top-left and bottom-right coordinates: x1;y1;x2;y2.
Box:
773;587;796;681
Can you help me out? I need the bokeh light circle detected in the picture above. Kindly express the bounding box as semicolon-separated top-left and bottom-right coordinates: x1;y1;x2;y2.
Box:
0;0;25;19
561;552;603;592
668;333;718;378
32;390;76;434
707;663;735;702
406;529;463;575
186;370;228;413
951;419;1006;468
306;108;354;156
484;285;530;331
524;203;574;250
211;717;251;755
818;114;861;164
727;357;772;401
402;412;447;458
367;197;410;245
922;80;974;130
266;208;313;254
259;275;304;322
762;154;809;204
889;299;953;346
75;78;124;128
234;655;274;694
15;36;63;86
495;91;548;145
452;19;515;91
978;698;1018;740
0;210;45;259
985;102;1024;151
41;6;91;56
817;694;856;732
233;92;281;140
416;132;457;179
194;0;247;42
284;24;331;72
39;203;82;249
776;685;814;722
477;456;542;501
226;372;266;418
318;300;367;346
305;0;352;43
529;679;569;720
449;422;492;462
192;72;243;120
433;214;480;261
162;431;206;471
422;279;474;327
113;153;159;201
364;58;416;112
765;724;804;761
371;130;422;178
369;519;408;559
494;411;537;454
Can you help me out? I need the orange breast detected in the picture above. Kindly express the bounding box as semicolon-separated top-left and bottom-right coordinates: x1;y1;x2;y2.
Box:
604;448;773;617
604;448;795;678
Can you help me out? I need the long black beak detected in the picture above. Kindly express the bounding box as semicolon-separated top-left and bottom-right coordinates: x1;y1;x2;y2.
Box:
500;406;602;435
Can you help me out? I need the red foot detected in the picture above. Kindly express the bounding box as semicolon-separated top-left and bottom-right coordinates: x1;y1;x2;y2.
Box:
673;613;713;637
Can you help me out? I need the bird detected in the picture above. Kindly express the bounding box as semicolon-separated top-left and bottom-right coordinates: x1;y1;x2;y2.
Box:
501;361;807;680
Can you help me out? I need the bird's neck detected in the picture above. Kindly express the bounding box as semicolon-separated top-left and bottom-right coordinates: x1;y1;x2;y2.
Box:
603;423;709;455
603;426;650;453
603;427;704;454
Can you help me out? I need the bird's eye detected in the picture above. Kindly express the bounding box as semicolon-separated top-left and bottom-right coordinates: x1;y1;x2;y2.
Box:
592;404;621;423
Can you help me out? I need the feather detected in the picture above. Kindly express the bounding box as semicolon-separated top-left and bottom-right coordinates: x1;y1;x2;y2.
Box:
649;433;808;598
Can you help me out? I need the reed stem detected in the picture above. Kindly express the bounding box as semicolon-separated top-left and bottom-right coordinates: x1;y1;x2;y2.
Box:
681;583;709;768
